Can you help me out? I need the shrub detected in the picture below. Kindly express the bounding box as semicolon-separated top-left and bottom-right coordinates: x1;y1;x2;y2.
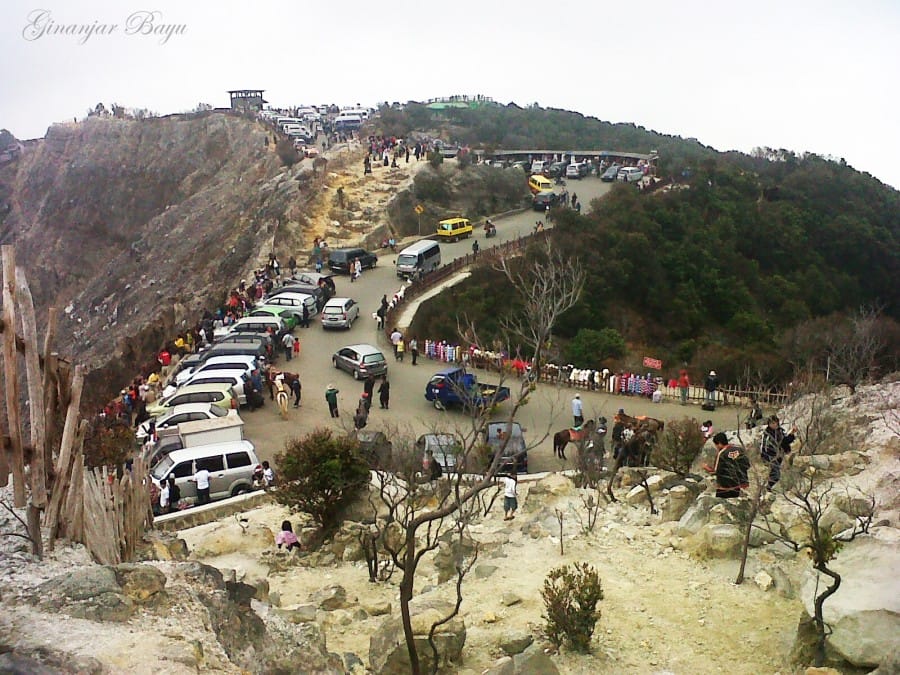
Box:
83;416;134;469
650;417;705;476
274;429;370;529
276;138;300;167
563;328;627;369
541;562;604;652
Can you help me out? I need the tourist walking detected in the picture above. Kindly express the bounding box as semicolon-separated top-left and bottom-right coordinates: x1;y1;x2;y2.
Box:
572;394;584;427
378;375;390;409
325;383;340;418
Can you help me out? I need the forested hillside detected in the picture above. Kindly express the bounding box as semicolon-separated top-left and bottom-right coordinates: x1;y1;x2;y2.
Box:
398;105;900;385
377;102;719;175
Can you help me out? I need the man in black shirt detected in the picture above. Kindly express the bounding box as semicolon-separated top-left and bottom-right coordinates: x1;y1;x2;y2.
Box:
704;432;750;498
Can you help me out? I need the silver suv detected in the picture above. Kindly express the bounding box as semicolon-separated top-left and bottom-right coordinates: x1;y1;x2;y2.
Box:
333;344;387;380
321;297;359;329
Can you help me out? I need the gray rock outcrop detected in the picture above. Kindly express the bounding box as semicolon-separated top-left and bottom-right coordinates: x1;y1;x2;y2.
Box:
368;598;466;674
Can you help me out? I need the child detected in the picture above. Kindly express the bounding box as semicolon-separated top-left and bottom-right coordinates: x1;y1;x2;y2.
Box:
276;521;301;551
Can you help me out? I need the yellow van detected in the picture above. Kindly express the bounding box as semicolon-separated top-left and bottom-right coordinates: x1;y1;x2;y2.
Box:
528;174;553;194
435;217;473;241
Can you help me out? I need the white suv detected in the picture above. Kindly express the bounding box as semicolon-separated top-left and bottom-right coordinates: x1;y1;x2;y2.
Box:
617;166;643;183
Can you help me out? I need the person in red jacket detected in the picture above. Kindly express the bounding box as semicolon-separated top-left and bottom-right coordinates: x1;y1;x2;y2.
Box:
677;369;691;405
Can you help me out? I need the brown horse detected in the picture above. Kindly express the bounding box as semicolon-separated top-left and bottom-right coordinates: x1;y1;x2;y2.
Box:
616;412;665;434
553;418;596;460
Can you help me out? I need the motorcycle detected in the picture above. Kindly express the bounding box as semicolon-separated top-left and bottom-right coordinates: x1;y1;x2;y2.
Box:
484;220;497;238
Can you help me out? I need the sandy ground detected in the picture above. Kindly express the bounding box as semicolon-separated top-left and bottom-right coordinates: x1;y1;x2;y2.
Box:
180;492;802;675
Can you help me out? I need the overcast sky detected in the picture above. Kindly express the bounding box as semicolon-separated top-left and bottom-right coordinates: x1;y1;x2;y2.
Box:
2;0;898;188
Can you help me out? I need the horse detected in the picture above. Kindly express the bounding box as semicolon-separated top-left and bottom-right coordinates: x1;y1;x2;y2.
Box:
274;378;289;419
552;418;596;460
615;412;665;434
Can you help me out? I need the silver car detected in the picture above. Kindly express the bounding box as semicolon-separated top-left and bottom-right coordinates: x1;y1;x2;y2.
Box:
321;297;359;329
333;344;387;380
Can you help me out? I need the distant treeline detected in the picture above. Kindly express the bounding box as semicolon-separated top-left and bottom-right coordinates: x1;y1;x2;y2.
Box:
397;104;900;384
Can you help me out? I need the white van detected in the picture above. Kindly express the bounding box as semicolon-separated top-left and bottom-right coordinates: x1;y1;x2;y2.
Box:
334;115;362;131
530;160;549;174
396;239;441;279
150;440;259;505
617;166;643;183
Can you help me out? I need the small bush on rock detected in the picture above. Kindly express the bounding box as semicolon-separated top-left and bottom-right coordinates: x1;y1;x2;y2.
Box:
651;417;706;476
274;429;370;530
541;562;604;652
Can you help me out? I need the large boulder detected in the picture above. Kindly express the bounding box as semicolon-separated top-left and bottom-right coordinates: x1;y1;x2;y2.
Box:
690;523;744;559
676;494;719;536
189;521;274;558
433;532;478;584
171;561;343;672
513;643;560;674
498;629;534;656
113;563;167;603
526;473;573;500
138;530;189;561
659;484;698;522
798;530;900;668
311;584;354;611
32;566;134;622
330;521;369;562
368;599;466;674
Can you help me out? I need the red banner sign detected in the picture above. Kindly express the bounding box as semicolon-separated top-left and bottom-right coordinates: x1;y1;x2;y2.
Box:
643;356;663;370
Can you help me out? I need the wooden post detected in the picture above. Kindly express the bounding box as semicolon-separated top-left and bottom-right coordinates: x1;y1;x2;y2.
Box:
0;432;7;488
1;245;26;507
42;353;59;483
16;267;47;508
42;308;58;483
45;365;84;545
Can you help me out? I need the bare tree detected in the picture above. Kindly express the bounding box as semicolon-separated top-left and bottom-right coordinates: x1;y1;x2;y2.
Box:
366;241;583;674
734;459;770;585
824;306;887;393
750;387;874;666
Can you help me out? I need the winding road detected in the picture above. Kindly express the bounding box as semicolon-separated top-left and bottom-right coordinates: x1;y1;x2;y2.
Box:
240;175;737;472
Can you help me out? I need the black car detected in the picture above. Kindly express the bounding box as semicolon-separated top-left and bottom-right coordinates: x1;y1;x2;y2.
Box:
328;248;378;275
355;430;393;469
547;161;568;178
532;190;560;211
485;421;528;474
270;283;327;309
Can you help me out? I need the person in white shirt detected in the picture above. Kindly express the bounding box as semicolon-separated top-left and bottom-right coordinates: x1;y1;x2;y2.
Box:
158;481;170;512
500;473;518;520
572;394;584;427
262;461;275;486
193;465;211;505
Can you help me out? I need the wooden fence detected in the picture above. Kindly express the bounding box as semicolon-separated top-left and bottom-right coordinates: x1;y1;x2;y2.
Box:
1;244;151;562
378;232;790;409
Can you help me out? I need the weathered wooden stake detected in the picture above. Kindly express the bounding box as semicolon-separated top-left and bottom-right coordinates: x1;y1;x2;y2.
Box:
1;245;26;506
46;365;84;545
16;267;47;509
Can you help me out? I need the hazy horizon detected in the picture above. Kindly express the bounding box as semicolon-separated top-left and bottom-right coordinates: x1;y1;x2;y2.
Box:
2;0;898;188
